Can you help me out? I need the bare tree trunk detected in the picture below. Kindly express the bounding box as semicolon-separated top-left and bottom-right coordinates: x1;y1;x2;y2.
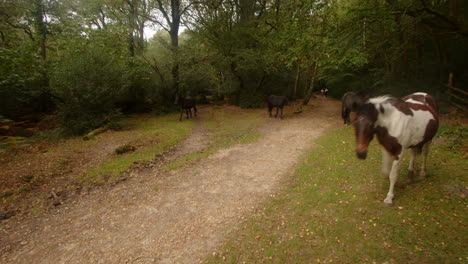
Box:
293;66;300;99
153;0;183;94
303;63;318;106
33;0;47;60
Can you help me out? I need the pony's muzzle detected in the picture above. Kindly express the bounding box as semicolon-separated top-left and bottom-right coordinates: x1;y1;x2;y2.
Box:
356;150;367;160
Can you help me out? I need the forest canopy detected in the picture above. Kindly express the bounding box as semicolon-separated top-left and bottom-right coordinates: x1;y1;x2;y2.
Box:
1;0;467;134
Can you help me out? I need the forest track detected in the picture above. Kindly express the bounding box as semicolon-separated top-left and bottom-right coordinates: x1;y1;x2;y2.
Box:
0;97;341;264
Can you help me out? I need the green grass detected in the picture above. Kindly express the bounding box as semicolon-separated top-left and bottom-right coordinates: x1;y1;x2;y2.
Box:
80;113;195;184
204;106;265;148
165;107;266;170
204;125;467;264
166;151;215;170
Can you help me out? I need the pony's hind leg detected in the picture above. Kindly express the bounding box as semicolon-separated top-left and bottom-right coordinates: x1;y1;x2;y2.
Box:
193;106;197;117
407;148;417;183
420;141;431;178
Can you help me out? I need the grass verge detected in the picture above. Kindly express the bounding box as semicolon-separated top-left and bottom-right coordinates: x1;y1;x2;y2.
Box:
204;124;467;264
205;106;265;148
165;106;266;170
80;114;195;184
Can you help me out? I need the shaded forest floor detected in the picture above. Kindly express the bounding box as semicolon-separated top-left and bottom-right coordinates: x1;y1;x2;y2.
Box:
0;97;340;263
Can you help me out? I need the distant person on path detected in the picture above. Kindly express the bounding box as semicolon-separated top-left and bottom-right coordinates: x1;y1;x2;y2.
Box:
321;88;329;97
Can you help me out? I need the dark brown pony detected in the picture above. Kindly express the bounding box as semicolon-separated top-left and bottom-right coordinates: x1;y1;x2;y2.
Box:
267;95;289;119
353;92;439;205
175;95;197;121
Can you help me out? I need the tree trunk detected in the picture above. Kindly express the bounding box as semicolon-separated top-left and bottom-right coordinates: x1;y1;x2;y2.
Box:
170;27;180;94
303;63;318;106
293;66;300;99
230;62;244;91
128;32;135;57
33;0;47;60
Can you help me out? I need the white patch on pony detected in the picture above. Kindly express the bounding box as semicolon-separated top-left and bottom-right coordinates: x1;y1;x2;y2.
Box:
405;98;424;105
368;96;391;105
412;92;427;96
373;99;435;148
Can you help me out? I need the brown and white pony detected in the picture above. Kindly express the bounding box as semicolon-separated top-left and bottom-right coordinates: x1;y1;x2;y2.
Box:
353;92;439;205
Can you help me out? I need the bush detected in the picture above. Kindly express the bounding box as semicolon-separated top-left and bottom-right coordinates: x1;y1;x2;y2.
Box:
236;89;265;108
116;57;158;114
49;43;128;135
0;45;50;119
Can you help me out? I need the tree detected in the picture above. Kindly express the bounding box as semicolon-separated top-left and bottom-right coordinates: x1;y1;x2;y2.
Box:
146;0;197;94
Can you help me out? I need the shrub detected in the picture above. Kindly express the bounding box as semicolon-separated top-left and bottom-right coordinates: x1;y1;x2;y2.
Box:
49;44;128;135
236;89;265;108
0;45;50;119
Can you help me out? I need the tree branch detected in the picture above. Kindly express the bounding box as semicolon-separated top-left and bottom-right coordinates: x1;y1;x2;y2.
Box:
156;0;172;25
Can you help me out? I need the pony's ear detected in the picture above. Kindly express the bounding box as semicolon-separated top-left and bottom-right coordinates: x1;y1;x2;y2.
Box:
356;88;373;100
350;93;367;111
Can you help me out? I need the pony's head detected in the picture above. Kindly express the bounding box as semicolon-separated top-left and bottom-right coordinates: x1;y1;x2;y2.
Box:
174;94;181;105
341;90;372;125
353;102;378;159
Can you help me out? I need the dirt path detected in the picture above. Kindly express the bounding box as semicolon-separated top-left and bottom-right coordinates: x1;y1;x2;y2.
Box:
1;98;341;264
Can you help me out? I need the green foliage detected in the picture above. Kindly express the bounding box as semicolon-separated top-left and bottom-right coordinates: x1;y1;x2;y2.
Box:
235;89;265;109
0;45;48;118
2;0;468;125
178;34;220;96
49;39;129;135
117;56;158;113
320;0;468;97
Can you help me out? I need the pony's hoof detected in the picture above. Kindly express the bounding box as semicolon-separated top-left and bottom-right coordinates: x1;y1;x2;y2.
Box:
383;196;393;206
383;200;393;207
407;170;415;182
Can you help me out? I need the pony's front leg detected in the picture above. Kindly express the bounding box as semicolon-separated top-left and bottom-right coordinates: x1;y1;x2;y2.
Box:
179;109;184;121
384;152;403;206
268;106;273;117
381;149;393;177
275;107;279;118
